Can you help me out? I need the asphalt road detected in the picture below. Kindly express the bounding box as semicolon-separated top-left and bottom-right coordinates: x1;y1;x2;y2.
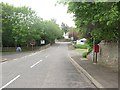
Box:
0;42;95;88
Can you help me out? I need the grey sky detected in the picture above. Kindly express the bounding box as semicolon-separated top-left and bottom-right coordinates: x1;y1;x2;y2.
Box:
0;0;75;27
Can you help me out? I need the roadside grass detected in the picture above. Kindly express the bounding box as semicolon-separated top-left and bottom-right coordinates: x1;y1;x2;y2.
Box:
74;44;89;49
75;49;88;53
74;43;92;58
2;51;16;56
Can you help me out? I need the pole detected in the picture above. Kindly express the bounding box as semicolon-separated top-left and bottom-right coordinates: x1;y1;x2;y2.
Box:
95;52;97;63
32;45;33;51
92;38;95;63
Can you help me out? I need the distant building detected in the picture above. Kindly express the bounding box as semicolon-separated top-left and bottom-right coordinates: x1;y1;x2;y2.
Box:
63;32;69;39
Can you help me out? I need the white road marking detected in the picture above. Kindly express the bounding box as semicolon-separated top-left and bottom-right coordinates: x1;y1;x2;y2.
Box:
1;59;7;64
40;49;45;52
1;62;7;64
0;75;20;89
4;58;7;60
30;60;42;68
29;54;33;56
32;53;36;55
13;59;17;60
21;56;26;59
28;51;42;57
45;55;49;58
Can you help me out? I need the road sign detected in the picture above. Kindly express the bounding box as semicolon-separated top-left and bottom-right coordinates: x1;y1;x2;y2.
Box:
30;40;36;51
30;40;36;45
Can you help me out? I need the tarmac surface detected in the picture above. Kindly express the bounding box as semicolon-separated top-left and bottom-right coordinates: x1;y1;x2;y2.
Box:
1;42;118;89
1;42;95;88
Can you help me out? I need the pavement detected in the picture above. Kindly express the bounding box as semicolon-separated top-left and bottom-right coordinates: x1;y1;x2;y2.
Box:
68;44;118;89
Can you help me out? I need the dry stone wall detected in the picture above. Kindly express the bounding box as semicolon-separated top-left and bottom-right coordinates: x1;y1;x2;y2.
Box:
87;41;118;71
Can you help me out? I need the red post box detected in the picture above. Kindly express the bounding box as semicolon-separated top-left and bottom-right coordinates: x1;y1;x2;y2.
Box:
94;44;99;53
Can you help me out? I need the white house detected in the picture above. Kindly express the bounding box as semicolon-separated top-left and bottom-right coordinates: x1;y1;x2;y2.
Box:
63;32;69;39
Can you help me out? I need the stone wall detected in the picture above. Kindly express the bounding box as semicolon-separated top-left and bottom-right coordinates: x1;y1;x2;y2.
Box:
87;41;118;71
97;41;118;71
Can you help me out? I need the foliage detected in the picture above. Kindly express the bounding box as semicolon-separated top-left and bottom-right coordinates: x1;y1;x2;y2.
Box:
67;2;119;43
61;22;69;34
82;52;88;58
82;46;92;58
44;20;63;44
68;27;81;40
1;2;63;47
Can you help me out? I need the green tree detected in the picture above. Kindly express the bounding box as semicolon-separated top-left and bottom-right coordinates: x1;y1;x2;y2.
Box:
1;2;43;47
61;22;69;34
2;3;15;46
1;2;63;47
44;20;63;44
67;2;119;42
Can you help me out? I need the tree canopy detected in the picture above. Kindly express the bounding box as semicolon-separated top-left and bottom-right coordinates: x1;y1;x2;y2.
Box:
1;2;63;47
67;2;119;43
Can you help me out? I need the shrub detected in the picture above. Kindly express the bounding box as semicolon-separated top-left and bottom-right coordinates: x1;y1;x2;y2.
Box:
74;44;89;49
82;46;92;58
82;52;88;58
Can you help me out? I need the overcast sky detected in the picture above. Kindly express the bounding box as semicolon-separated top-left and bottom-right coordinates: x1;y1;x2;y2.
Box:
0;0;75;27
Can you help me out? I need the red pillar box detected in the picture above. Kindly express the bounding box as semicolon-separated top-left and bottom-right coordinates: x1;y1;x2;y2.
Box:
94;44;99;53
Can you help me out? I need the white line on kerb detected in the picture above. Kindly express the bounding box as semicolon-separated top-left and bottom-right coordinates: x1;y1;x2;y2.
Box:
0;75;20;89
30;60;42;68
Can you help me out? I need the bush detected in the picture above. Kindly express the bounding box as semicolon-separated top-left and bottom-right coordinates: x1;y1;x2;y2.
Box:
82;47;92;58
74;44;89;49
82;52;88;58
74;43;92;58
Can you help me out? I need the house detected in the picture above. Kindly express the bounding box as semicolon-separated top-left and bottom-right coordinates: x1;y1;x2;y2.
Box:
63;32;69;39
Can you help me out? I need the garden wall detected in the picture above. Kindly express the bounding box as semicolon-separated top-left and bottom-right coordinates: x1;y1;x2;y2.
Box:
87;41;118;72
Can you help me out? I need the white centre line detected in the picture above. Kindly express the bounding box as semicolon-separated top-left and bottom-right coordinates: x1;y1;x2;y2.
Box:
0;75;20;89
30;60;42;68
13;59;17;60
40;49;45;52
45;55;49;58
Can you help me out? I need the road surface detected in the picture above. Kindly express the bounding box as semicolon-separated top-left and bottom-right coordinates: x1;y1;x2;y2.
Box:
1;42;95;88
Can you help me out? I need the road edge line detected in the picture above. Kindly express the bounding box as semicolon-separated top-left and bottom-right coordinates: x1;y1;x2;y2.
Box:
68;54;104;88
